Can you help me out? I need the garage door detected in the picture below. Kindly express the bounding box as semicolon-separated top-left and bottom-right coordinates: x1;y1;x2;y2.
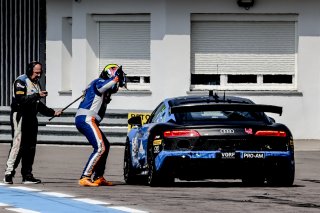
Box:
191;14;297;90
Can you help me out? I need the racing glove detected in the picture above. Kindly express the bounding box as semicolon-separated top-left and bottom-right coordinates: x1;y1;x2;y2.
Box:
115;66;127;88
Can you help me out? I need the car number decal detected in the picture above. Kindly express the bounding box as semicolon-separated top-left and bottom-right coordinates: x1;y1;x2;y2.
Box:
153;145;160;153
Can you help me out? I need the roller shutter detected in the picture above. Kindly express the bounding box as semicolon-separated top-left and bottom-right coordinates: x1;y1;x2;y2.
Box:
98;18;150;78
191;21;296;75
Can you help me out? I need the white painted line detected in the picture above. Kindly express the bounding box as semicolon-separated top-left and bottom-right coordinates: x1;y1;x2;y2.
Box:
39;191;74;198
9;187;41;192
73;198;110;205
46;124;127;129
0;183;6;186
5;208;40;213
110;206;149;213
38;144;125;149
0;202;9;207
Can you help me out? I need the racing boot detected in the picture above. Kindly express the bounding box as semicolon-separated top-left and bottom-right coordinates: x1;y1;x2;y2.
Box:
79;177;99;187
3;174;13;184
93;176;113;186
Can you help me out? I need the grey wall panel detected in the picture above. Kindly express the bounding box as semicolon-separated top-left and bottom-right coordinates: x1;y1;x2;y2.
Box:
0;0;46;106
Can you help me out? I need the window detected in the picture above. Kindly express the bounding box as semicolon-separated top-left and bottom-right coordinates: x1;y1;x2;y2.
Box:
263;75;292;84
93;14;151;90
191;74;220;85
176;110;266;123
151;103;167;123
228;75;256;84
191;14;297;91
150;102;168;123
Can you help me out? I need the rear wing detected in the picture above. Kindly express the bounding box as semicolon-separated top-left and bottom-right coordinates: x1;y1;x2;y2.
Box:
171;103;282;115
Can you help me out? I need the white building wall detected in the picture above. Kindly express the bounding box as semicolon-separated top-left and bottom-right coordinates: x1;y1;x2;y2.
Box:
46;0;320;139
46;0;72;105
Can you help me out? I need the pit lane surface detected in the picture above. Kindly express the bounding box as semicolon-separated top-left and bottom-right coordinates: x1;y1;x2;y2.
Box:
0;142;319;213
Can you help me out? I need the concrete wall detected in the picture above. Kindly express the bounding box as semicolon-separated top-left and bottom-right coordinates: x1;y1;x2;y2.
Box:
46;0;320;139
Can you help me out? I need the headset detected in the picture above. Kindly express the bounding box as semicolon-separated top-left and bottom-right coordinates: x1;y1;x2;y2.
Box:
26;61;42;77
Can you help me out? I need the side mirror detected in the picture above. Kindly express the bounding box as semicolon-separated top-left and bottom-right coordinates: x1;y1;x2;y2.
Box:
128;116;142;126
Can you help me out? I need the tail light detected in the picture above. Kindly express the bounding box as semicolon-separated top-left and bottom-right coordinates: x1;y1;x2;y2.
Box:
255;130;287;137
163;130;200;138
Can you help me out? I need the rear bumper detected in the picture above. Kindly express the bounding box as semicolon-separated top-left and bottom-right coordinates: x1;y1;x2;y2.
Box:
155;150;294;180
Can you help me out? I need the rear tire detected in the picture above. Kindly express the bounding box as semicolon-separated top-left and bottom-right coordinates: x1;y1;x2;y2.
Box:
123;142;139;184
147;147;174;187
266;160;295;186
147;153;161;186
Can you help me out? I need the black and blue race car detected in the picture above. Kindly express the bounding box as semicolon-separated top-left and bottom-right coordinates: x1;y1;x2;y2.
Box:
123;92;295;186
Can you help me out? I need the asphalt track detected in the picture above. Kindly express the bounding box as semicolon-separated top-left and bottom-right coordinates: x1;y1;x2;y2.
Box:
0;140;320;213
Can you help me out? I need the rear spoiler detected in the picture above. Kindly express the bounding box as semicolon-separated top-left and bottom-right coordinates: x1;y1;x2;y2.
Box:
171;103;282;115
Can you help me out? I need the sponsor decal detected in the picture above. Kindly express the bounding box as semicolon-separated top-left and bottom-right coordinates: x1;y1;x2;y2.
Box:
245;128;253;134
153;139;162;145
128;112;151;131
16;82;25;88
221;152;236;159
243;153;265;159
220;129;235;134
132;136;139;155
154;135;161;139
16;91;25;95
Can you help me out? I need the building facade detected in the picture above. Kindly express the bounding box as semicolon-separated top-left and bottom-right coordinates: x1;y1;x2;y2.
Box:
46;0;320;139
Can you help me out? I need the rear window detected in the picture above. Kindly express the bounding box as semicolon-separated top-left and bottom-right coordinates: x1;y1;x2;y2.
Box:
175;110;267;123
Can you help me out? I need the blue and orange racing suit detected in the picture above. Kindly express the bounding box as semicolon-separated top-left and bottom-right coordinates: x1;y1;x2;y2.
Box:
75;75;120;179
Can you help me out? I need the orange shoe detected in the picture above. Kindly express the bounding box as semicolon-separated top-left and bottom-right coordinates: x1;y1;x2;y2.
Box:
93;177;113;186
79;177;99;187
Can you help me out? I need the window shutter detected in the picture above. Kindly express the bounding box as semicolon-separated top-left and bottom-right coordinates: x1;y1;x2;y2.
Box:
99;20;150;77
191;21;296;75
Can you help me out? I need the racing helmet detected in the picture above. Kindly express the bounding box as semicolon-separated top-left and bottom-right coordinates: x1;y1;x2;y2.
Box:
100;64;119;79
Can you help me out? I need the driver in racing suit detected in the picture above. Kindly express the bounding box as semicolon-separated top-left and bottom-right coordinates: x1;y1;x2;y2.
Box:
75;64;126;186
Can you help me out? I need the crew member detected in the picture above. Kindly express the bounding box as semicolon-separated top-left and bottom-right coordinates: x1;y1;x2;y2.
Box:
3;61;62;184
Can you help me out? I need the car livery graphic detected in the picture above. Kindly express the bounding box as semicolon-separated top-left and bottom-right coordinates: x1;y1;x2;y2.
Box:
123;92;295;186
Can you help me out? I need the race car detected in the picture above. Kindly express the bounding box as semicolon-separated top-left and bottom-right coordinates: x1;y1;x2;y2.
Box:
123;92;295;186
